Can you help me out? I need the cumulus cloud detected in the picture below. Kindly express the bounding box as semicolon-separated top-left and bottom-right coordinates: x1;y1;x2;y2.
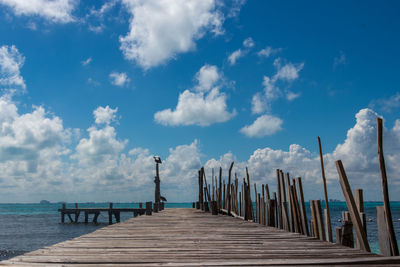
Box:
0;0;78;23
195;64;219;92
109;71;130;87
93;106;118;125
208;108;400;200
154;64;236;126
0;95;72;200
0;45;26;92
1;97;400;202
240;114;283;137
73;125;127;166
119;0;224;69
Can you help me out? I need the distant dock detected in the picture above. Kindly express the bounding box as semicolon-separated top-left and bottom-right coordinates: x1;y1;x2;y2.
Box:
1;208;399;266
58;202;157;224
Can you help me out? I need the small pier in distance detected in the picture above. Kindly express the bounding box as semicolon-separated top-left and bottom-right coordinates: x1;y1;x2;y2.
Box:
58;202;155;224
1;208;400;266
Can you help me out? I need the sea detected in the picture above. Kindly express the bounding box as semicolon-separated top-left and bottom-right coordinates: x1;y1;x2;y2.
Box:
0;202;400;260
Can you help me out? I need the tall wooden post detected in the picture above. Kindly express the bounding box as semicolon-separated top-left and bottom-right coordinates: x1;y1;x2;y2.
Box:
318;136;333;242
227;162;234;215
276;169;283;229
218;167;222;210
296;177;309;236
377;118;399;256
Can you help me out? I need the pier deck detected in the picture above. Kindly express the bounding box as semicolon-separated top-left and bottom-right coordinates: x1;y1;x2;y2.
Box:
2;208;400;266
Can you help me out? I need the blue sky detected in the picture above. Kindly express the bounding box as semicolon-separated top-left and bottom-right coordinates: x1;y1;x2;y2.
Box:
0;0;400;202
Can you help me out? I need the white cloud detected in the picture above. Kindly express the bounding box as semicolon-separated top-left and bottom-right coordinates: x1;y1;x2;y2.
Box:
81;57;92;66
286;91;301;101
273;58;304;81
0;45;26;91
240;114;283;137
109;71;130;87
93;106;118;125
257;46;282;58
370;92;400;113
195;64;219;92
89;0;117;18
0;0;78;23
228;37;254;66
251;93;266;114
243;37;254;48
1;100;400;202
86;0;118;33
208;108;400;200
73;125;127;166
154;87;235;126
154;64;235;126
249;58;304;114
228;49;243;66
119;0;224;69
226;0;246;18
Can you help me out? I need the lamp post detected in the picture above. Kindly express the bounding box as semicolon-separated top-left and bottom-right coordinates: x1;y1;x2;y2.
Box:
154;156;161;206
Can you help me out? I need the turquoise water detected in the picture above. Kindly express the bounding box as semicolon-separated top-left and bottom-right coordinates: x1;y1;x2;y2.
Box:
0;202;399;260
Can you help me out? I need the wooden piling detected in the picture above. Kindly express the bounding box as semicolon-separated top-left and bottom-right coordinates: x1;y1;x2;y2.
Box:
354;189;367;249
377;206;392;256
296;177;309;236
314;200;326;241
108;203;113;224
341;212;354;248
61;203;65;223
246;167;253;220
145;201;152;215
254;183;258;222
285;173;294;232
318;136;333;242
377;118;399;256
336;160;370;252
227;162;234;215
276;169;283;229
310;200;319;239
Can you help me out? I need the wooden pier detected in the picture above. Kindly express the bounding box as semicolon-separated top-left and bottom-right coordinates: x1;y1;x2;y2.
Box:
2;208;400;266
57;202;154;224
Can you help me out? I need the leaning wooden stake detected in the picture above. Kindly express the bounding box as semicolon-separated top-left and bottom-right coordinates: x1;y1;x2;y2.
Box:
336;160;370;252
376;118;399;256
318;136;333;242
